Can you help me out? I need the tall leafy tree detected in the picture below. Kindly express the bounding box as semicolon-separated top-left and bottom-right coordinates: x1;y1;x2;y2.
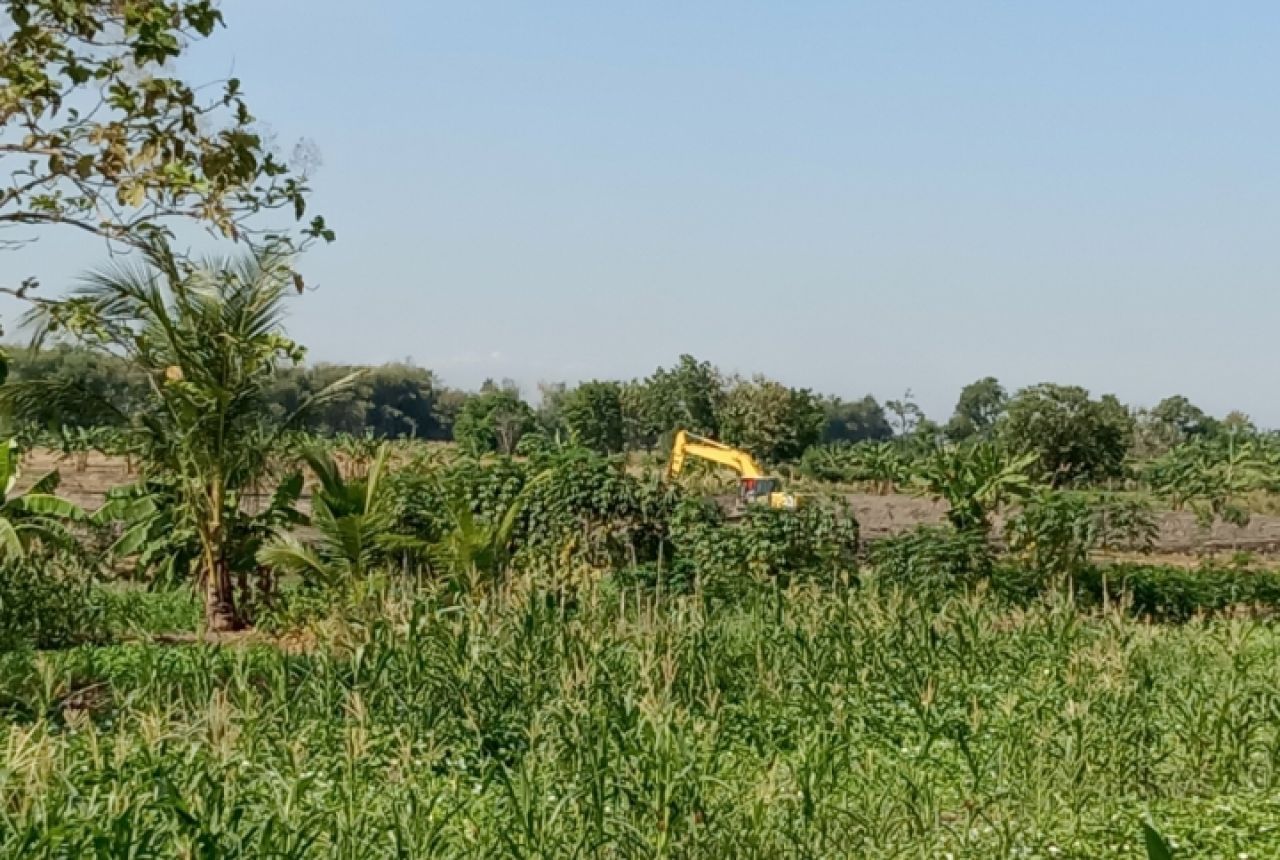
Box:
8;244;351;629
945;377;1007;441
1001;384;1133;486
821;395;893;444
453;384;536;455
1133;396;1219;459
1;0;330;289
719;375;823;462
643;355;724;439
560;380;625;454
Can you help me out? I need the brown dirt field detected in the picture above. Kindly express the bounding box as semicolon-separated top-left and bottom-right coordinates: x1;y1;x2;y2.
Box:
21;450;1280;558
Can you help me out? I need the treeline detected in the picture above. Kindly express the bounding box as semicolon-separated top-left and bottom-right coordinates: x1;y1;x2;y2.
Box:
5;348;892;457
6;346;1257;475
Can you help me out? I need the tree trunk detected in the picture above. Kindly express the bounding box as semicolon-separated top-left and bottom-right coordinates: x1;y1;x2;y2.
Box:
204;557;244;632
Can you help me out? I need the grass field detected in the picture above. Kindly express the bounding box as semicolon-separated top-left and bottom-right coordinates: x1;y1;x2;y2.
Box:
3;577;1280;858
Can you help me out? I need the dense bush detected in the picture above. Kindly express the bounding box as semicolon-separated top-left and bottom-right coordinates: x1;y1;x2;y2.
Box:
453;386;538;455
1001;384;1133;485
0;559;103;651
869;525;993;596
671;500;859;595
1076;562;1280;621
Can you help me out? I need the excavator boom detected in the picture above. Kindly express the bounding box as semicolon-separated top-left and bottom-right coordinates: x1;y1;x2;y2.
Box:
666;430;767;479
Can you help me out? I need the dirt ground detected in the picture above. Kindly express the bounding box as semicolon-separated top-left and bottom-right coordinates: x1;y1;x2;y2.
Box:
22;450;1280;557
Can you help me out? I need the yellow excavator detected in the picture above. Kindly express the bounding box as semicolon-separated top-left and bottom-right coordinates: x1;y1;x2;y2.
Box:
665;429;801;511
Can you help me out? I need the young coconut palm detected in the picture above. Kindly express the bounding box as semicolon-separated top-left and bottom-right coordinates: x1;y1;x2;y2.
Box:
12;242;355;630
258;443;425;587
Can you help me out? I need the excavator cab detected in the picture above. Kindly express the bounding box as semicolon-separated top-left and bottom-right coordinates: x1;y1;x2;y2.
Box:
739;477;799;511
739;476;780;504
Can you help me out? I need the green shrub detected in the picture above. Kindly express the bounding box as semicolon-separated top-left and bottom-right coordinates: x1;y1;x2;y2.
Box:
870;525;992;596
1076;562;1280;621
673;501;859;596
1005;490;1096;577
0;559;104;651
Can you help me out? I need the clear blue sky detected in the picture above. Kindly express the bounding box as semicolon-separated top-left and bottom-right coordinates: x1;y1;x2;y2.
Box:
10;2;1280;424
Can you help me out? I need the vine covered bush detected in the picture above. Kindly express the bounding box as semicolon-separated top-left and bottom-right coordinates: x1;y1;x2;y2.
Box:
670;500;859;595
1076;562;1280;621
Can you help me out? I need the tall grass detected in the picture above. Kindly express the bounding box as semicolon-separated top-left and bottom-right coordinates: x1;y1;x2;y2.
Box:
3;579;1280;856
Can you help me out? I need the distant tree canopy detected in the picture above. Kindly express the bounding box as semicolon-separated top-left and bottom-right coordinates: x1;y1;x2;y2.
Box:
7;344;146;428
719;375;824;463
8;345;1251;487
265;363;454;439
822;396;893;444
946;377;1007;441
559;380;625;455
453;382;537;455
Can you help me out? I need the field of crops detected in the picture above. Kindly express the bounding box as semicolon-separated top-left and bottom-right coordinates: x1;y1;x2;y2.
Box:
4;579;1280;857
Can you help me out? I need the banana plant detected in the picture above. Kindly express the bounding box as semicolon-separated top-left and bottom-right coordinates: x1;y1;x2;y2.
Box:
910;441;1038;533
0;439;86;559
1146;429;1276;527
95;472;306;589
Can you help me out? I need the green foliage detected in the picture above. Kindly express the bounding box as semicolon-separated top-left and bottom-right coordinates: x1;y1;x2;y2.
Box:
910;441;1037;533
1;0;328;286
5;344;145;430
259;445;421;588
1005;490;1096;578
515;449;672;569
453;384;536;455
267;362;456;439
1132;395;1220;458
1093;495;1159;553
800;441;912;493
1076;561;1280;621
718;375;823;463
1001;384;1133;486
0;439;85;559
1146;430;1277;527
945;376;1007;441
671;500;859;594
870;524;993;594
7;576;1280;853
0;558;102;651
1143;822;1175;860
13;246;353;629
821;394;893;444
641;354;724;439
92;478;200;586
559;380;625;454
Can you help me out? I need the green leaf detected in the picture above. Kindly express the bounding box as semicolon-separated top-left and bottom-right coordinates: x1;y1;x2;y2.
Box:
8;494;86;521
1142;821;1173;860
0;519;25;560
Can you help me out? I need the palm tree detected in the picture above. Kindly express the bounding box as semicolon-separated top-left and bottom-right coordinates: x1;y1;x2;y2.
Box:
258;443;425;586
11;242;354;630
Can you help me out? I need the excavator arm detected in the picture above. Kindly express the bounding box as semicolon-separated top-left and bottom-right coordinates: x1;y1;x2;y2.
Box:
666;430;767;480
